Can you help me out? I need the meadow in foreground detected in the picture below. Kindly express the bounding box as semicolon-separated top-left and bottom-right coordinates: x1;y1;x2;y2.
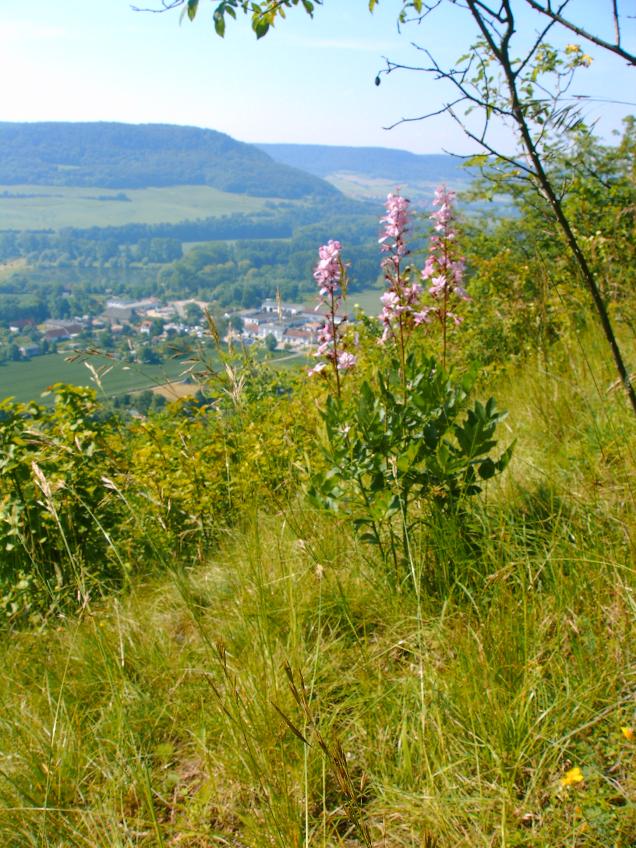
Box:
0;172;634;845
0;332;634;847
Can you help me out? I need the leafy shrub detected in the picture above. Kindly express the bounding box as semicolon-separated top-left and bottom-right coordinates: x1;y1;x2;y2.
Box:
310;350;512;580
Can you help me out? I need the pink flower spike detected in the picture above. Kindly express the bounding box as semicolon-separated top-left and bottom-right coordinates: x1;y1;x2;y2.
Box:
313;240;342;293
428;275;447;298
337;351;357;371
381;291;400;309
413;308;433;325
379;191;410;255
308;361;328;377
455;285;470;301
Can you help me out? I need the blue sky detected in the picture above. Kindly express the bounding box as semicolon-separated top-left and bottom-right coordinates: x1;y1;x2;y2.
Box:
1;1;634;154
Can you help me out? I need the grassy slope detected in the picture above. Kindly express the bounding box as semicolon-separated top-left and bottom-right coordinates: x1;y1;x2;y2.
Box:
0;330;634;847
0;185;270;230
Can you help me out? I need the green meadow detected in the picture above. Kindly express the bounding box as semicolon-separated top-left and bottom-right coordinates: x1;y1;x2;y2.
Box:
0;326;634;847
0;106;635;848
325;171;473;203
0;348;309;405
0;352;191;403
0;184;269;230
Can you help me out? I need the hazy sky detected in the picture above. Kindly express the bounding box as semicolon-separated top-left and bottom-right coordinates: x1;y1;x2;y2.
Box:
1;1;634;154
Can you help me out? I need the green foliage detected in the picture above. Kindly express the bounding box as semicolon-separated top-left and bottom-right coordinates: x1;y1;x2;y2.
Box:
0;426;633;845
459;121;636;372
310;351;512;576
0;346;319;623
0;122;336;198
0;386;124;620
185;0;426;37
0;111;633;846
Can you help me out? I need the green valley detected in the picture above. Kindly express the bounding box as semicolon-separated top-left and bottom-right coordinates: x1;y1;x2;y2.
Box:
0;184;271;230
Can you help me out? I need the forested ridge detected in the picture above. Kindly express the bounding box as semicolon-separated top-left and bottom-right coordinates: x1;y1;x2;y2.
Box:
0;122;338;198
258;143;468;182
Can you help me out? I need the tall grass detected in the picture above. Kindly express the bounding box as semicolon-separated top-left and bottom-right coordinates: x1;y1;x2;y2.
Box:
0;328;634;846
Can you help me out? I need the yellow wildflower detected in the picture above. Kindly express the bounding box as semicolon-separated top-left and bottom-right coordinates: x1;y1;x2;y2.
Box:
560;766;584;787
621;726;634;741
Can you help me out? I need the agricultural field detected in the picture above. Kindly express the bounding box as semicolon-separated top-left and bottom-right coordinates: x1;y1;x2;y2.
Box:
0;184;270;230
0;348;309;405
0;257;27;280
304;284;385;316
323;171;469;203
0;352;192;404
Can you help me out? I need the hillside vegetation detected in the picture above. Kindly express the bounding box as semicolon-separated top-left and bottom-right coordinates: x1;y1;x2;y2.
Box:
257;144;467;183
0;123;338;199
0;124;634;847
257;144;473;202
0;124;389;334
0;327;633;848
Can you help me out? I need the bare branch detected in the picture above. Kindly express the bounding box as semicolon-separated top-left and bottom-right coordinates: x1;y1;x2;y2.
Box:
613;0;621;47
471;0;507;23
382;99;467;130
524;0;636;65
130;0;182;11
446;104;534;173
515;14;559;77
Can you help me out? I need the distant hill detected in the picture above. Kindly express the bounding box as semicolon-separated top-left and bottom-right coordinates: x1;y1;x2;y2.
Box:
256;144;465;181
0;123;338;200
256;143;473;202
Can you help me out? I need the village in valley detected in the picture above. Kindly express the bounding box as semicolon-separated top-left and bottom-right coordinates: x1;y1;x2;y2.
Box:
7;293;324;360
0;290;334;408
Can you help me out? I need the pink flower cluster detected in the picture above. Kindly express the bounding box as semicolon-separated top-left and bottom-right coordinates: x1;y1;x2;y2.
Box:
379;192;410;257
309;240;356;379
308;186;469;381
308;321;357;376
313;239;343;298
378;191;432;344
422;186;469;326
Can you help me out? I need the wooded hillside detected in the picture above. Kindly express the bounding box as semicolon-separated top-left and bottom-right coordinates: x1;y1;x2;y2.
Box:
0;122;339;198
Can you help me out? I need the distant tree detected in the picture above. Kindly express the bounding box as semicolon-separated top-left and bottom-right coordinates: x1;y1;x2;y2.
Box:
241;287;261;309
264;332;278;352
135;389;155;414
151;393;167;412
48;293;71;320
140;346;162;364
101;328;115;350
150;318;165;337
184;302;204;324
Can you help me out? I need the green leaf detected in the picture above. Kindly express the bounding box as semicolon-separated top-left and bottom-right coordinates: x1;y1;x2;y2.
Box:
253;17;270;38
213;10;226;36
359;532;380;545
478;458;496;480
187;0;200;21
